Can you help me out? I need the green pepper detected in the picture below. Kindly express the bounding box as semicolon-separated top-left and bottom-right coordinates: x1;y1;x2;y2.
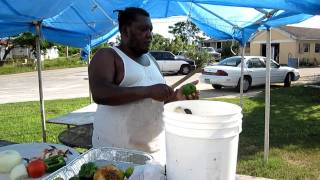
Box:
44;155;66;173
78;162;97;180
54;178;64;180
182;83;197;96
124;166;134;178
69;176;80;180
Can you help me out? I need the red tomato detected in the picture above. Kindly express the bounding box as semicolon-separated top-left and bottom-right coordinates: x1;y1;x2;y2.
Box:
27;159;46;178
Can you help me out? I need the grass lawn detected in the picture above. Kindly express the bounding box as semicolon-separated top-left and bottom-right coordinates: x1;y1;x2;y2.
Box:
0;57;87;75
209;86;320;179
0;97;90;143
0;86;319;179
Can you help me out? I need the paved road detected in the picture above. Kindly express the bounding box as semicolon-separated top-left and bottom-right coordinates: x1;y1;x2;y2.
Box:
1;67;320;104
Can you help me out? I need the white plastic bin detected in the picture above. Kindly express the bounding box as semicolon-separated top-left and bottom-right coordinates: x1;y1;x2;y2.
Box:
163;100;242;180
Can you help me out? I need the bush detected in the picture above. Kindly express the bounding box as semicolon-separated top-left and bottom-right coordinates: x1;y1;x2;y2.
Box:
221;41;239;59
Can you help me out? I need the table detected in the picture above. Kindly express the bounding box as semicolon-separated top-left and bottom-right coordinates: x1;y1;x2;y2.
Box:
0;140;16;147
58;124;93;149
0;143;79;180
48;103;97;128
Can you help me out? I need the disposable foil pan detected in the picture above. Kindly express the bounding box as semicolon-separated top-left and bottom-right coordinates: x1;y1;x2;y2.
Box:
43;147;153;180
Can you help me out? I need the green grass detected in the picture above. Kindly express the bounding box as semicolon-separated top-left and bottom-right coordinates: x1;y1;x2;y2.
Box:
0;86;319;179
0;97;90;143
0;57;87;75
208;86;320;179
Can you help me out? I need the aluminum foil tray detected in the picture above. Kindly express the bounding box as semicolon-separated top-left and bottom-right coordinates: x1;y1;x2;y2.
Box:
43;147;153;180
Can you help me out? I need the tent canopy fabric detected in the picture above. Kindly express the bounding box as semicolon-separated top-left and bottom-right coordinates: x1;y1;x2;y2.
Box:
0;0;317;57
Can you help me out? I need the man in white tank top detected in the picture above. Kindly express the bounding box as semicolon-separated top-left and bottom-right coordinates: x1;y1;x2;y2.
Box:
88;7;198;164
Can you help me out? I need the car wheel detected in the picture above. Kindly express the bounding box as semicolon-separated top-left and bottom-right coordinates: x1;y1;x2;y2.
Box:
237;77;251;93
180;65;191;75
284;73;292;87
212;84;222;89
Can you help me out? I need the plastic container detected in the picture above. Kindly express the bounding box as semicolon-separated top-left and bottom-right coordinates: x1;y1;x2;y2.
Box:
163;100;242;180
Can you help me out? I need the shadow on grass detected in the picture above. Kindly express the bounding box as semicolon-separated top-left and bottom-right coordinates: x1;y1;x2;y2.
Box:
238;86;320;159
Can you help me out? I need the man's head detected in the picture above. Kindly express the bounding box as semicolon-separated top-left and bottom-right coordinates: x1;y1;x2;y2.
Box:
116;7;153;56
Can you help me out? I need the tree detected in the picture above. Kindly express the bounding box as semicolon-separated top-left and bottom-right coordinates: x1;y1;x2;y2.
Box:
150;34;170;51
1;32;54;61
221;41;239;58
56;45;80;57
168;21;201;44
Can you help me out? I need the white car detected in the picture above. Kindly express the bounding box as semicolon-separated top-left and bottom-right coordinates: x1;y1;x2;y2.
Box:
150;51;196;75
200;56;300;92
201;47;221;61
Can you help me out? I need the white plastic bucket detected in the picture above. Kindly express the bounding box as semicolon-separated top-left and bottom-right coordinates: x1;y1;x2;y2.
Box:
163;100;242;180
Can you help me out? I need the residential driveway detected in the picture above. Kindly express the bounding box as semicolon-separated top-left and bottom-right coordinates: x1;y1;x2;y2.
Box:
0;67;320;104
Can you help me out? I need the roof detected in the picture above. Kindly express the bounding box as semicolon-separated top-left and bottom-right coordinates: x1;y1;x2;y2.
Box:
0;39;8;45
279;26;320;40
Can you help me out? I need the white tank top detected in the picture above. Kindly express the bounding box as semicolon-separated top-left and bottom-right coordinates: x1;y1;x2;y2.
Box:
92;47;166;154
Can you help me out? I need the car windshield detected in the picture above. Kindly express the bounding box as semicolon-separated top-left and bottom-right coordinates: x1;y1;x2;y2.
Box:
218;57;241;67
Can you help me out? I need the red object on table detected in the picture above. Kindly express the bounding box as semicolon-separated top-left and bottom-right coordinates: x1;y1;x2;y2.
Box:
27;159;46;178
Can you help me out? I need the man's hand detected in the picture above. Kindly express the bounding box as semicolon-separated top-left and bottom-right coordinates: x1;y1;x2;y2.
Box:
175;80;200;100
147;84;174;102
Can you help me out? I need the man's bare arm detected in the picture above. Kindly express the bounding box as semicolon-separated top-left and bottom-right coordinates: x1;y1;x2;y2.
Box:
89;48;173;106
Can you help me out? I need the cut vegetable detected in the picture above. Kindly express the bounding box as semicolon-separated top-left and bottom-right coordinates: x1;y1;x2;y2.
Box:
0;150;22;173
10;163;28;180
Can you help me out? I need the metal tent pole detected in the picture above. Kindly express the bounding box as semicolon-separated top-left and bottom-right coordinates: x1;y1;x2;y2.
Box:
264;28;271;162
88;36;93;103
66;46;69;58
34;21;47;142
240;46;245;107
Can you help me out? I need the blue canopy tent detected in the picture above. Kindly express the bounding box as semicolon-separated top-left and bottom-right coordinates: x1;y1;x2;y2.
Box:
0;0;318;49
0;1;318;156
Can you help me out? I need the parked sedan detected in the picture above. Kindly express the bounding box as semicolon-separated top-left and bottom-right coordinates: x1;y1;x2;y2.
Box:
150;51;196;75
200;56;300;92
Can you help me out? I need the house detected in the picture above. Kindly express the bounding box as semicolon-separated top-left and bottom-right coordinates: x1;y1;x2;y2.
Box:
202;38;227;52
250;26;320;65
0;45;59;61
202;39;250;56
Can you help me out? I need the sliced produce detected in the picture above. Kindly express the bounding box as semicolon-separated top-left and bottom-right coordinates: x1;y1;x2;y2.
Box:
0;150;22;173
124;166;134;178
44;155;66;173
174;106;192;114
79;162;97;179
69;176;80;180
10;163;28;180
26;159;46;178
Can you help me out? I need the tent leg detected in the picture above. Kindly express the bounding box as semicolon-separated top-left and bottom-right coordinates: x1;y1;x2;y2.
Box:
240;46;245;107
88;36;93;104
35;21;47;142
264;28;271;163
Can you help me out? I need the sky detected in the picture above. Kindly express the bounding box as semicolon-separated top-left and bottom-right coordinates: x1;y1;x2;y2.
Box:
109;15;320;42
289;15;320;29
152;15;320;38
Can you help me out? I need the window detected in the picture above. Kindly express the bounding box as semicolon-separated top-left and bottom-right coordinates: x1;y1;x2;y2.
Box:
315;43;320;53
303;43;310;53
218;57;241;67
150;51;175;60
262;58;278;68
247;58;265;68
150;52;160;60
162;52;174;60
217;42;222;49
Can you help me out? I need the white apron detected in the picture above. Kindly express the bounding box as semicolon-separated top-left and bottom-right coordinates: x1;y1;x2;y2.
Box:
92;47;166;163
